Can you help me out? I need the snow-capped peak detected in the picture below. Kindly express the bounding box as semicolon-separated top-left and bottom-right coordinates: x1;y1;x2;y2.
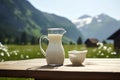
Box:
95;15;102;23
72;14;107;28
72;15;93;28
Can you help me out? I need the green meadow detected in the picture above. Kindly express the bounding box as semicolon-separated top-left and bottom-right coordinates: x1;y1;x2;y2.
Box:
0;44;120;62
0;44;120;80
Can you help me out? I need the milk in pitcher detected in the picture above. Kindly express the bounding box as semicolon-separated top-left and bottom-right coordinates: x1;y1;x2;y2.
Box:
46;34;65;66
40;28;66;66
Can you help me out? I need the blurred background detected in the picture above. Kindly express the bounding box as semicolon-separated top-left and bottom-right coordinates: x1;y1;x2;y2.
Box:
0;0;120;80
0;0;120;60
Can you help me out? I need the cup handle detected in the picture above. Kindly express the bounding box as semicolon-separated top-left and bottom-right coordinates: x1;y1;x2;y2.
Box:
39;35;48;56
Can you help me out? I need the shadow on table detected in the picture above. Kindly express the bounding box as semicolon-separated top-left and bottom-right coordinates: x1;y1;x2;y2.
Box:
65;64;85;67
65;61;96;67
27;62;96;70
27;65;60;70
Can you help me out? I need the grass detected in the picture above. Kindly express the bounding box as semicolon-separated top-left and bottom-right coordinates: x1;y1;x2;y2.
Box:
0;44;120;62
0;44;120;80
0;45;44;62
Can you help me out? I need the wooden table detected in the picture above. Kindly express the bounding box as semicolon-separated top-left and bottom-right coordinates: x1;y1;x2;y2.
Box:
0;58;120;80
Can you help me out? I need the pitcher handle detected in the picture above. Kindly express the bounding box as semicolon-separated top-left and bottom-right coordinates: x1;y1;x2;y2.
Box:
39;35;48;56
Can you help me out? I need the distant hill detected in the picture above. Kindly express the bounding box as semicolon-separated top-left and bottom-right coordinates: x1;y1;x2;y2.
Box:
72;13;120;42
0;0;84;44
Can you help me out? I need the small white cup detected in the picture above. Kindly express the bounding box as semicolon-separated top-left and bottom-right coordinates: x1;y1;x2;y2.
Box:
68;50;87;65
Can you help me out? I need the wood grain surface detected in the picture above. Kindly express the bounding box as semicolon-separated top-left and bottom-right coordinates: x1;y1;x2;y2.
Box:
0;58;120;80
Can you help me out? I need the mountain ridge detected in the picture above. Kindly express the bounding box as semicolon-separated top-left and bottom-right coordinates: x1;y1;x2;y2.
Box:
0;0;84;44
78;15;91;19
72;13;120;42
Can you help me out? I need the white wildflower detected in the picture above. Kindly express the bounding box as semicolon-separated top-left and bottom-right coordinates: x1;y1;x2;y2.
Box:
106;55;109;58
14;52;18;55
0;52;4;56
6;52;10;57
108;47;112;51
101;53;104;56
13;50;18;55
111;52;117;55
26;55;29;59
98;51;101;53
97;42;103;47
0;42;3;47
103;46;107;50
2;48;8;52
97;42;104;50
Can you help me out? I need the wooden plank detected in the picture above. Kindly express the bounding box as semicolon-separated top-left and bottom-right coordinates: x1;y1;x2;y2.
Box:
0;58;120;80
0;69;120;80
0;58;120;72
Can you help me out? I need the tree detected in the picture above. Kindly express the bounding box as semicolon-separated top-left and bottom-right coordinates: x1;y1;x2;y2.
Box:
102;40;107;44
77;36;82;45
0;34;5;44
14;37;20;44
69;41;75;45
7;35;15;44
31;36;37;45
20;32;28;45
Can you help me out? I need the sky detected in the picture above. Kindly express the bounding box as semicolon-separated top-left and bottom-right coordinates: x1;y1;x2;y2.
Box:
28;0;120;20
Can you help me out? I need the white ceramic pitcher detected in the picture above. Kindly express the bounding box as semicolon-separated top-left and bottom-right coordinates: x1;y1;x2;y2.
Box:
39;28;66;66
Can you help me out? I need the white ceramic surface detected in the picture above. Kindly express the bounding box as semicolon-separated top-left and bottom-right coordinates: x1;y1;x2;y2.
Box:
68;50;87;65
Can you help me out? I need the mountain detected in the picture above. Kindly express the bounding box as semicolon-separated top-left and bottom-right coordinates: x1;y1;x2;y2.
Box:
78;15;91;19
72;14;120;42
0;0;84;44
72;15;92;28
